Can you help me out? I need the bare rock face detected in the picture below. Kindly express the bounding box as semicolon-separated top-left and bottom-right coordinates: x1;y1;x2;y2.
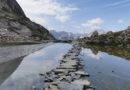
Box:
0;0;26;17
106;31;115;44
91;31;98;38
0;0;54;43
127;26;130;30
90;31;99;43
120;30;130;44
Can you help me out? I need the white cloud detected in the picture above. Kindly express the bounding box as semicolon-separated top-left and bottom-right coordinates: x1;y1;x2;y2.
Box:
55;15;70;23
117;19;124;23
81;49;102;60
105;0;130;8
16;0;78;24
32;16;47;25
82;18;104;30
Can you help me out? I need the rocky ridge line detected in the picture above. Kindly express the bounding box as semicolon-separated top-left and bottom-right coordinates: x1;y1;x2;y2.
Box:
40;44;93;90
78;27;130;48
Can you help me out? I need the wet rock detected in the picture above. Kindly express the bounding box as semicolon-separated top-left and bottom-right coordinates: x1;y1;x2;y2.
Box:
44;79;53;83
112;70;114;73
53;69;68;74
75;70;89;77
46;84;59;90
39;73;44;76
72;78;91;87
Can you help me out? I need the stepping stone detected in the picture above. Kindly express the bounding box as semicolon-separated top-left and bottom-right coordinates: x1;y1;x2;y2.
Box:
75;71;89;76
56;76;72;82
44;79;53;83
61;61;77;66
71;79;91;87
57;67;76;72
59;65;76;70
53;69;68;74
87;88;93;90
39;73;44;76
71;57;78;60
49;84;59;90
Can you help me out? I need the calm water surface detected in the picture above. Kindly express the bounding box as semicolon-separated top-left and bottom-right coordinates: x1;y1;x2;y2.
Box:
80;48;130;90
0;43;72;90
1;43;130;90
0;43;51;63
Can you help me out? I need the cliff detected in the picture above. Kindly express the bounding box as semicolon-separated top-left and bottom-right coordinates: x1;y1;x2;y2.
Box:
0;0;54;43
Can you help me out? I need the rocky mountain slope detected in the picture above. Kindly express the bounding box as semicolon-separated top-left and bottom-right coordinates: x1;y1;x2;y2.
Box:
0;0;54;43
78;27;130;48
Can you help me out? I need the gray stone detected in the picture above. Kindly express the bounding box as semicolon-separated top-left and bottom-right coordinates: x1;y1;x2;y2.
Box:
75;70;89;76
72;79;91;87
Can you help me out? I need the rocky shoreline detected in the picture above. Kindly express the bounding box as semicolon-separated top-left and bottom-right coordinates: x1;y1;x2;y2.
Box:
78;27;130;48
40;44;92;90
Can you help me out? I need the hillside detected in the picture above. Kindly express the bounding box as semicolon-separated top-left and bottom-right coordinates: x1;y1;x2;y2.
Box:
78;27;130;48
0;0;54;43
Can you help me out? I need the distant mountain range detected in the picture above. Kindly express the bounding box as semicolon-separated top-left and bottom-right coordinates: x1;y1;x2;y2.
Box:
50;30;83;40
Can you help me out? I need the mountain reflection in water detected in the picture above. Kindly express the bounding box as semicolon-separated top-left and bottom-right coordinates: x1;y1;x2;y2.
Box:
0;43;72;90
80;45;130;90
0;57;23;85
82;44;130;60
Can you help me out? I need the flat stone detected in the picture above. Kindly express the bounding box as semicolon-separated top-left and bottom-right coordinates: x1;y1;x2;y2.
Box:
61;59;74;62
44;79;53;83
75;71;89;76
61;62;77;67
72;79;91;86
57;82;82;90
60;65;76;70
56;76;72;82
49;84;59;90
86;88;94;90
53;69;68;74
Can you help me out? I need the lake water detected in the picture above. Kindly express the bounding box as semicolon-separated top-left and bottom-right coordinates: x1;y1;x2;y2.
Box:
0;43;130;90
0;43;72;90
80;48;130;90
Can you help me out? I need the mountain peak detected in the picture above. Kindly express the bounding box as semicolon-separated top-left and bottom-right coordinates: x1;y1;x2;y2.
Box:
0;0;26;18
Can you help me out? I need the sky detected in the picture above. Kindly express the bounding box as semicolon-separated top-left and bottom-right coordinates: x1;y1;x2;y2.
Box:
16;0;130;34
